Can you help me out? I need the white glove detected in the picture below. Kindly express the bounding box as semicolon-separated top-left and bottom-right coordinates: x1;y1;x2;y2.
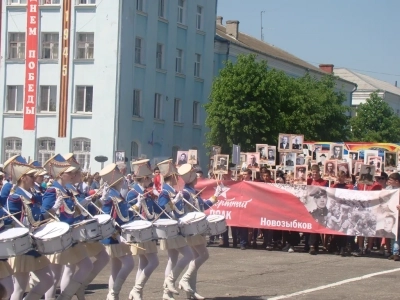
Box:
214;186;222;197
172;192;182;204
101;187;110;201
52;196;63;210
117;234;129;245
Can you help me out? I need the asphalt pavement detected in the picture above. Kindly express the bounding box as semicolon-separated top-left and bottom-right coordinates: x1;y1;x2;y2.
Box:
83;242;400;300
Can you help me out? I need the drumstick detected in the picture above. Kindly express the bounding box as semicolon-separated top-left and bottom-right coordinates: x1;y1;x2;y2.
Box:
73;195;94;218
129;190;152;204
1;206;26;228
151;205;172;224
194;187;206;198
153;201;174;220
181;197;201;212
131;244;146;251
0;212;19;220
131;208;147;221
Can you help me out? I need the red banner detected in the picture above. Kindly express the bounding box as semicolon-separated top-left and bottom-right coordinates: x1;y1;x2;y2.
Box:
23;0;39;130
194;179;399;237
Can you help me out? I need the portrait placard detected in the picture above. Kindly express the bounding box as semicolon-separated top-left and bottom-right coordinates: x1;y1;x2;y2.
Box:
359;164;376;184
256;144;269;164
246;152;260;170
349;151;359;161
239;153;247;172
329;144;344;160
266;146;276;166
115;151;125;163
337;161;351;177
214;154;229;174
353;161;363;176
291;134;304;152
285;152;296;172
323;160;337;180
368;156;382;176
316;149;329;168
211;146;221;157
363;150;379;165
188;149;198;165
294;165;308;185
278;133;291;152
176;151;189;165
385;151;397;171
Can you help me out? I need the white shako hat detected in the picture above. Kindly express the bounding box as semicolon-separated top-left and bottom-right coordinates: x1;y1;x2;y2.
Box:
178;163;197;184
63;153;81;171
29;160;48;176
43;154;77;178
131;159;153;178
99;163;124;187
4;155;38;184
157;159;178;178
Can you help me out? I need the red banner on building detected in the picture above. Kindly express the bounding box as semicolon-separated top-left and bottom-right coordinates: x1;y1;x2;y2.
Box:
194;179;399;238
23;0;39;130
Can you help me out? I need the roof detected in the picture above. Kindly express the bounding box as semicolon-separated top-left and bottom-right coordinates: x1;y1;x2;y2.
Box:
216;24;324;74
334;68;400;96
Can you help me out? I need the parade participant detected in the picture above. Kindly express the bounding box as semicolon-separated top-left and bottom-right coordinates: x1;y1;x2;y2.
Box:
63;153;110;300
29;161;47;196
152;167;162;197
0;206;14;299
178;164;221;300
126;160;159;300
4;155;53;300
116;162;129;198
98;163;134;300
41;154;93;300
155;159;192;300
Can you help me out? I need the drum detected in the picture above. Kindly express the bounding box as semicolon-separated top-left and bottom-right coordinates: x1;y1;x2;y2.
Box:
179;212;208;237
93;215;115;240
0;227;32;258
207;215;227;235
32;222;72;255
121;220;153;243
153;219;179;240
71;219;100;242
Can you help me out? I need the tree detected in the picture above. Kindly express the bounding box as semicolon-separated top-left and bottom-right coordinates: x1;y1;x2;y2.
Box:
205;54;351;153
350;91;400;142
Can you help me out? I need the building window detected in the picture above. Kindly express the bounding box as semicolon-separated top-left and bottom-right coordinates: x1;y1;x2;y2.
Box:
76;33;94;59
72;138;91;171
41;33;59;59
37;138;56;166
133;89;141;117
8;0;27;4
158;0;165;18
131;141;139;160
194;54;201;77
177;0;185;24
176;49;183;73
174;98;181;122
76;0;95;4
136;0;144;12
8;33;25;60
75;86;93;113
6;86;23;112
39;86;57;112
3;138;22;161
196;6;203;30
135;37;144;64
154;93;162;119
156;43;163;69
41;0;60;4
193;101;200;125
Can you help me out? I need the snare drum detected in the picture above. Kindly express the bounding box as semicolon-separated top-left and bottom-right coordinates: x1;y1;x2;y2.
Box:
93;215;115;240
207;215;227;235
71;219;100;242
32;222;72;255
153;219;179;240
0;227;32;258
121;220;153;243
179;212;208;237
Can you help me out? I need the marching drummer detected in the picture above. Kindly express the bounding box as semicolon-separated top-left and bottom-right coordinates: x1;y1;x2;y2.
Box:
178;164;222;300
63;153;110;300
155;159;193;300
126;159;159;300
41;154;94;300
98;163;135;300
0;205;14;299
4;155;54;300
29;161;47;196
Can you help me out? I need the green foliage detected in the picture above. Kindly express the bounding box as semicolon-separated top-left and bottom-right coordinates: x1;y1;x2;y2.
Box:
350;91;400;142
205;54;351;152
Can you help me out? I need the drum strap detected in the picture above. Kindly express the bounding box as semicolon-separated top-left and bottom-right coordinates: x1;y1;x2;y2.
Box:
141;200;155;220
22;202;40;227
183;189;202;212
111;198;130;222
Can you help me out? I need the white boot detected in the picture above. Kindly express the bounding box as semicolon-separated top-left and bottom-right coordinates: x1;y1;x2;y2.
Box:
128;272;149;300
56;280;82;300
178;263;195;294
29;272;40;289
106;277;125;300
23;292;42;300
162;287;176;300
163;266;184;295
187;269;205;300
76;271;98;300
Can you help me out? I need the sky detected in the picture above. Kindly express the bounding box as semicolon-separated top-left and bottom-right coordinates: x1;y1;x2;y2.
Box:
217;0;400;85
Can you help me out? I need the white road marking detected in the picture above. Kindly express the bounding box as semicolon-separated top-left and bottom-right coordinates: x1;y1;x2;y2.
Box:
268;267;400;300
